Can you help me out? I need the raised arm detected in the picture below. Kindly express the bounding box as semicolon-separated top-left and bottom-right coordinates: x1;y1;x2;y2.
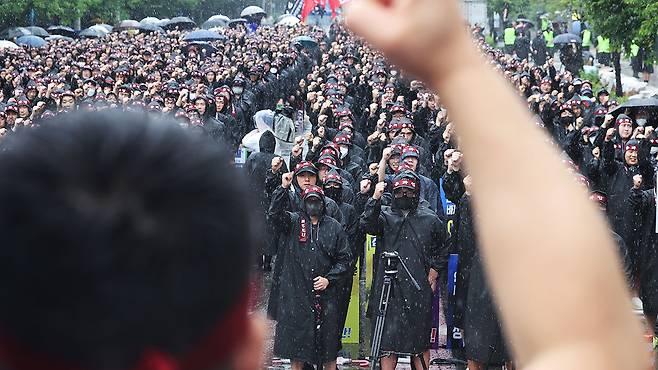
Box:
267;173;295;233
346;1;647;369
359;182;386;235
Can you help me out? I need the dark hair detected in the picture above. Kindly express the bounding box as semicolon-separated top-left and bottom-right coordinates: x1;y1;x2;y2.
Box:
0;110;255;369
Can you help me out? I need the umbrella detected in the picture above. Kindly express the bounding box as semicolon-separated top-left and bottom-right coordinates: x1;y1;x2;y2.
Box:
139;24;165;33
241;5;266;17
158;18;171;27
516;18;535;27
45;35;74;42
0;27;32;40
25;26;50;38
553;33;582;45
117;20;140;30
228;19;247;28
202;19;228;29
140;17;160;25
183;30;226;42
292;35;318;49
184;42;217;57
0;40;19;49
16;35;47;47
94;24;113;32
610;97;658;118
276;15;300;26
47;26;76;37
209;15;230;23
163;17;196;31
79;27;106;38
89;25;110;34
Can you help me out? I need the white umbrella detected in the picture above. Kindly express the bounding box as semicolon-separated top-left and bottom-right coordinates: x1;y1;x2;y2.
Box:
0;40;19;49
209;15;230;23
276;15;300;26
94;24;113;32
89;25;110;34
140;17;160;25
117;20;140;30
241;5;266;17
45;35;74;42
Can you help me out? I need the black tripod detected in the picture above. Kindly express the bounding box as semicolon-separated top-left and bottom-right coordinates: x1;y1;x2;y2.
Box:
370;251;428;370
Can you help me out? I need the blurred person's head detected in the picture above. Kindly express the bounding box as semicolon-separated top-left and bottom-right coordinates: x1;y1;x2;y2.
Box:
0;111;264;370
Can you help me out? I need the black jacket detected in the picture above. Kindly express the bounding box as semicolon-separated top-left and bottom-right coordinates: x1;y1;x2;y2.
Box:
360;197;447;353
269;187;351;364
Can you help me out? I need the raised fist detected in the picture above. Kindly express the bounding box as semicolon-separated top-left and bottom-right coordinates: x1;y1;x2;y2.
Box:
373;181;387;200
271;156;284;173
291;144;303;157
368;162;379;175
382;147;393;161
360;179;372;194
448;151;463;172
605;128;616;142
282;172;294;189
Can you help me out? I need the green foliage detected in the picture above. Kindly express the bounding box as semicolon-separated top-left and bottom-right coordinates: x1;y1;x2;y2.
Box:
625;0;658;62
582;0;640;51
487;0;575;22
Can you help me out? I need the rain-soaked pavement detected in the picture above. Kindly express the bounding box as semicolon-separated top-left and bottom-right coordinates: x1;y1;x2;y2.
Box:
254;272;474;370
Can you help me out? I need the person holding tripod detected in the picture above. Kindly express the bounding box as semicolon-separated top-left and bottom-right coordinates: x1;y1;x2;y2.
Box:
360;170;447;370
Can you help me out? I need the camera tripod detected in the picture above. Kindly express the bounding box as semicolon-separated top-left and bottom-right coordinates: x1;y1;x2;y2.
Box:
370;251;428;370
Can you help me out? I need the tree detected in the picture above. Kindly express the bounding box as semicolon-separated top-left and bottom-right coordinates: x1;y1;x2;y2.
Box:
0;0;105;28
0;0;35;28
626;0;658;63
582;0;642;96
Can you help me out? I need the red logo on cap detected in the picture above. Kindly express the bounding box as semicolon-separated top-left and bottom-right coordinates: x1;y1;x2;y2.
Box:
393;178;417;190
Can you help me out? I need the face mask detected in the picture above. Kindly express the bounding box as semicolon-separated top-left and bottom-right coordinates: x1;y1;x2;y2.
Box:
559;116;575;126
305;200;324;217
232;86;243;95
392;194;416;210
324;187;342;203
339;146;348;159
270;67;278;74
87;88;95;97
636;118;647;127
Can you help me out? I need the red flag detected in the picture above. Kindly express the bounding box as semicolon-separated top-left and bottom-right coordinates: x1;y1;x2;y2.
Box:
329;0;340;18
301;0;316;21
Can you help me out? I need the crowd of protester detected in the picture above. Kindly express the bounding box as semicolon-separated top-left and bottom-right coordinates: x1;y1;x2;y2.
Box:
1;17;657;370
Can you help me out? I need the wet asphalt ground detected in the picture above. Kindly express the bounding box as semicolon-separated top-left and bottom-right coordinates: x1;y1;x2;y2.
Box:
254;271;482;370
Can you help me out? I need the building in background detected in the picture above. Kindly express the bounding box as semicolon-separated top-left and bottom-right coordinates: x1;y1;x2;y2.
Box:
459;0;488;33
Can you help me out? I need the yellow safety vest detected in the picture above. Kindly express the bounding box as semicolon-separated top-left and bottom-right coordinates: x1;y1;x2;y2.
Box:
543;30;554;48
597;36;610;53
631;43;639;57
541;18;549;32
504;27;516;45
582;30;591;47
